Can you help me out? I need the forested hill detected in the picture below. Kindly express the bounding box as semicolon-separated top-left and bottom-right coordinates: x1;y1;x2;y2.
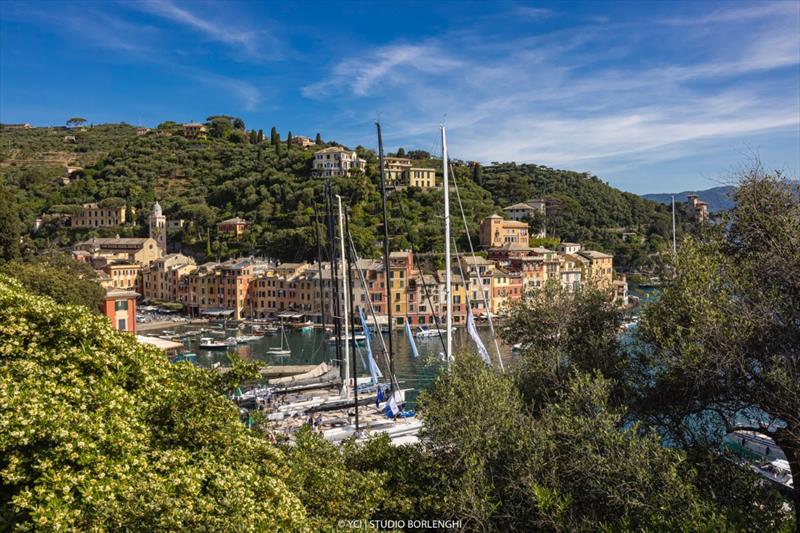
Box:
0;120;691;271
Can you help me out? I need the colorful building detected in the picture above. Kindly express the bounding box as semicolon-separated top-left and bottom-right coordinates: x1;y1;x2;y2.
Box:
101;288;138;333
479;214;530;248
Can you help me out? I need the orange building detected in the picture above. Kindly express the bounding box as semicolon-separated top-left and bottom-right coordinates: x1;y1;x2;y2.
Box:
101;288;138;333
217;217;249;237
480;214;529;248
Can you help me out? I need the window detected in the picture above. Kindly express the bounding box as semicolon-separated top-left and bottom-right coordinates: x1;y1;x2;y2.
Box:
115;300;128;311
117;318;127;331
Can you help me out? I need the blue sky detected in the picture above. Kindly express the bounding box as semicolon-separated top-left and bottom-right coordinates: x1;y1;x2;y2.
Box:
1;1;798;194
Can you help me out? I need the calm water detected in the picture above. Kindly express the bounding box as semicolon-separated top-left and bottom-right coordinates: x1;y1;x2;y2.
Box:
156;322;516;407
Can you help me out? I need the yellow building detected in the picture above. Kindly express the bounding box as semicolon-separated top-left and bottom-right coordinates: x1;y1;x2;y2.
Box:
388;251;413;327
577;250;614;289
408;168;436;188
74;237;162;267
383;157;412;186
103;262;142;293
142;253;197;302
183;123;207;138
381;157;437;189
480;214;529;249
71;203;129;228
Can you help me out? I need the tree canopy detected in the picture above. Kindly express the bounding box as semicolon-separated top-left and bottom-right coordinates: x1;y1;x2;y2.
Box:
631;169;800;523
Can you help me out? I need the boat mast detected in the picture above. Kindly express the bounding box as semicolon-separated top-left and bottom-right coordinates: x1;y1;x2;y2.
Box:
313;202;326;330
442;125;452;368
325;182;343;375
344;207;360;430
671;195;677;256
337;194;351;399
376;121;395;390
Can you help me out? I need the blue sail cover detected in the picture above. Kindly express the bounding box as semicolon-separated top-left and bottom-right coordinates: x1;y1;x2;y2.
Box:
467;308;492;365
358;307;383;384
405;318;420;359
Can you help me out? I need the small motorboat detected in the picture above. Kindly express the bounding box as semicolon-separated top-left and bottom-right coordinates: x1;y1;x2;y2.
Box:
415;325;446;339
199;337;234;349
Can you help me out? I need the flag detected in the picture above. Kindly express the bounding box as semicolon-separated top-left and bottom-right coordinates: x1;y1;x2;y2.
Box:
467;308;492;365
404;318;420;359
358;307;383;384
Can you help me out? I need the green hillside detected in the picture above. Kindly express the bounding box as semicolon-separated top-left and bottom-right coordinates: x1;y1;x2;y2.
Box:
1;120;690;270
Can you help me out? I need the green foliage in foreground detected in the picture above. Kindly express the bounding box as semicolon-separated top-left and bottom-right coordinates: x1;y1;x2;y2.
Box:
0;274;795;531
0;275;386;531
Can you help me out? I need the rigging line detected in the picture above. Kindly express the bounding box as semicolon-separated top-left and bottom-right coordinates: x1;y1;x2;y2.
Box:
450;163;506;371
417;265;447;355
347;229;401;393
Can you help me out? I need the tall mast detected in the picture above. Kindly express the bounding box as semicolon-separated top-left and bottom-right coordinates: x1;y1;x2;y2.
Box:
313;202;326;330
337;195;351;399
325;183;343;374
376;121;395;389
442;125;452;369
671;195;677;255
344;207;360;430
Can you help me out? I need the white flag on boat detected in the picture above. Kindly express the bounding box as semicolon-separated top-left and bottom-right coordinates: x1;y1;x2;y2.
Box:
467;308;492;365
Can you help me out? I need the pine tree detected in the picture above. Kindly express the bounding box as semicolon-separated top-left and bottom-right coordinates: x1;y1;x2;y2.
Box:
397;147;406;157
315;132;322;145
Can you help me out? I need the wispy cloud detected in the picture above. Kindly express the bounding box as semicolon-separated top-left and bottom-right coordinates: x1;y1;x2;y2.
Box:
662;1;798;26
131;0;271;59
306;3;800;186
514;6;553;20
303;43;462;98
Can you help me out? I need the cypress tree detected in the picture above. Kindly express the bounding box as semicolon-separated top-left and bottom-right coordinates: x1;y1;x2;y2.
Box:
270;127;277;145
315;132;322;145
287;131;293;148
257;129;264;142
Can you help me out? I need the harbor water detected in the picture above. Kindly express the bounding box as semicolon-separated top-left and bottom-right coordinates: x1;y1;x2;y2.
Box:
156;323;516;407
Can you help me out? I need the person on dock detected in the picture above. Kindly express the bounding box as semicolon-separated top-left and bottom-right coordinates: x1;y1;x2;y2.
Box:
314;414;323;430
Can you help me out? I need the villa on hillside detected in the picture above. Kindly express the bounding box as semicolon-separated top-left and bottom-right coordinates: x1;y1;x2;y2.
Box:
312;147;366;177
217;217;249;237
686;194;709;223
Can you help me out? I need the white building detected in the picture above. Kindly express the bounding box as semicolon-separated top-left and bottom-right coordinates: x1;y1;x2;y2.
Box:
312;147;366;177
503;200;545;222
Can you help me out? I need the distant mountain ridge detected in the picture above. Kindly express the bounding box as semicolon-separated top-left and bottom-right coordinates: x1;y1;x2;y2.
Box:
642;182;800;213
641;186;736;212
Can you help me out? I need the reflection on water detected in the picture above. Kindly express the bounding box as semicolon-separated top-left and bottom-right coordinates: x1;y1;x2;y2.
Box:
157;323;515;407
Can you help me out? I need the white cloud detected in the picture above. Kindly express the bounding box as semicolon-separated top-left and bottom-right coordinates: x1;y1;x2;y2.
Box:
305;4;800;185
303;44;462;98
131;0;268;58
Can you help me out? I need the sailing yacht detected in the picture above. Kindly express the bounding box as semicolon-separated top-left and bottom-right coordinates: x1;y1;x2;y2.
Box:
267;320;291;357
